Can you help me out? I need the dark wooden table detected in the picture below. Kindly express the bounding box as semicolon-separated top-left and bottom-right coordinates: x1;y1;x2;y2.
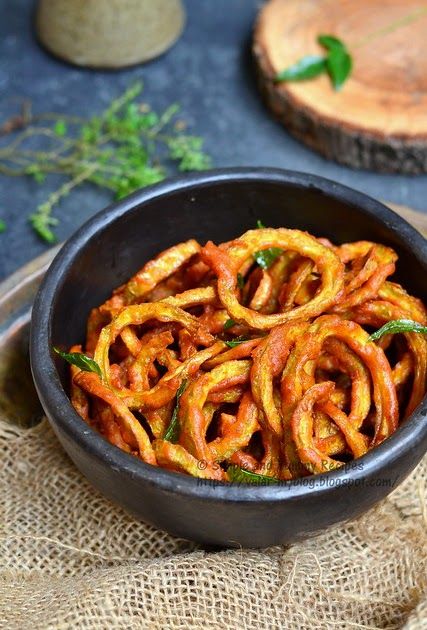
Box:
1;0;426;280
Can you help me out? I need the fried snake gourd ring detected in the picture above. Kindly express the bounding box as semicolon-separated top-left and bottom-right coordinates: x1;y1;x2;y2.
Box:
311;338;372;457
208;390;260;462
351;299;427;418
94;303;223;409
124;239;201;301
282;315;399;451
291;381;369;474
378;282;427;324
153;440;223;480
201;228;345;330
178;360;251;473
251;321;309;436
92;240;202;327
161;286;217;310
291;381;343;473
321;338;371;429
73;371;156;465
332;242;397;311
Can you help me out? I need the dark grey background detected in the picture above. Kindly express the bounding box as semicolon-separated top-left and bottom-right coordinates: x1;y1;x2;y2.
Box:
0;0;426;280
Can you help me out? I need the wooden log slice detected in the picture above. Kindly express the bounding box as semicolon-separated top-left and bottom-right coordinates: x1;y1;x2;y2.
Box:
253;0;427;173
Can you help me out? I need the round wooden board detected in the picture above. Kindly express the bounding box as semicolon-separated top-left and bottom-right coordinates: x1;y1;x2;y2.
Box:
253;0;427;173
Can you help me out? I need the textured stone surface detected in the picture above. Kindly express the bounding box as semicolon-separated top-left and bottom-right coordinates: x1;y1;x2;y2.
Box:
0;0;426;280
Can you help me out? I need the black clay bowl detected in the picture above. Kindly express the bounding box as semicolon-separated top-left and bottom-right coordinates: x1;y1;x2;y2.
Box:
30;168;427;548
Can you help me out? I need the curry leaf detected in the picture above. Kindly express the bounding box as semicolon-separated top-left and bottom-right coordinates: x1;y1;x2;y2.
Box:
318;34;352;90
326;47;352;91
369;319;427;341
224;336;249;348
164;380;187;443
227;465;279;484
224;318;236;331
53;347;102;378
253;247;283;270
275;55;327;83
317;34;346;51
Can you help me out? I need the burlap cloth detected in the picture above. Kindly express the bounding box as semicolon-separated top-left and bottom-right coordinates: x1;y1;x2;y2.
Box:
1;410;426;630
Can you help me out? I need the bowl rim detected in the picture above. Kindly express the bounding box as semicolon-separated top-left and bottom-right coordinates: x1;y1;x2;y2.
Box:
30;167;427;503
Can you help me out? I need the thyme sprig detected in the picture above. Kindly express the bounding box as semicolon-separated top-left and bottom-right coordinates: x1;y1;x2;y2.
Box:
0;82;211;243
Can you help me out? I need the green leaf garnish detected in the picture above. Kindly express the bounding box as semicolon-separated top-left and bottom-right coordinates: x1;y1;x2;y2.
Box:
256;219;266;229
318;34;352;90
317;34;346;51
237;272;245;289
253;247;283;270
275;34;352;91
53;347;102;378
227;465;279;484
164;380;187;443
224;336;249;348
326;48;352;91
0;220;6;233
224;318;236;331
274;11;427;92
369;319;427;341
275;55;327;83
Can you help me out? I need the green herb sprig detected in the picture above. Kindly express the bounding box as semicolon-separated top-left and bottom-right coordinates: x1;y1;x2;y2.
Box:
0;82;211;242
275;54;327;83
253;247;283;270
275;34;352;91
53;347;102;378
164;380;187;443
237;272;245;289
224;318;236;331
224;336;249;348
369;319;427;341
227;465;279;484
